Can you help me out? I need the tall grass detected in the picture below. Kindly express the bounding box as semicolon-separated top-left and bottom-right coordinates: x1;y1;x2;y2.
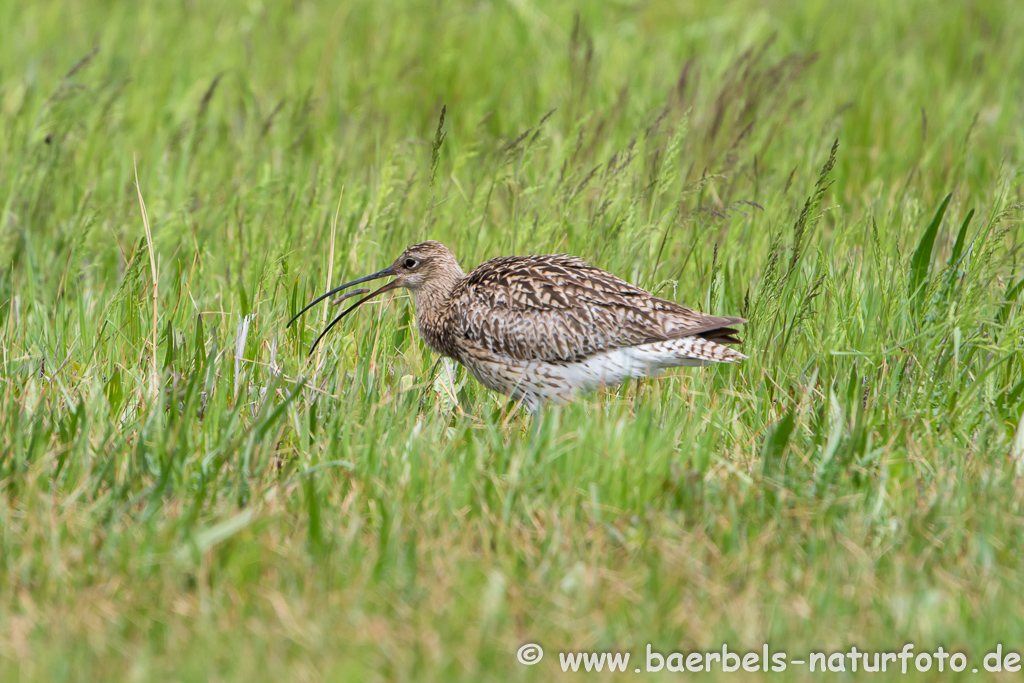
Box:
1;0;1023;680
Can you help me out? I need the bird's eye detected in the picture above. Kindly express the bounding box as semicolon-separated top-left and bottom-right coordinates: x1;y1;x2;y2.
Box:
404;258;418;269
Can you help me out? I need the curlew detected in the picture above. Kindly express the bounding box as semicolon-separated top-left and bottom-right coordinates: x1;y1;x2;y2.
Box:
288;241;747;411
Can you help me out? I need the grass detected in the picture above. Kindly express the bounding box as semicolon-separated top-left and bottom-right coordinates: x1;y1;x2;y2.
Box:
1;0;1023;680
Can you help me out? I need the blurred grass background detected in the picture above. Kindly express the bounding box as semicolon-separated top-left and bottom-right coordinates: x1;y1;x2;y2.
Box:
1;0;1023;680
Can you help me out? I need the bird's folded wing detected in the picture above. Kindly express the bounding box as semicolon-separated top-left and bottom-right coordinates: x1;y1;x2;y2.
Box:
451;254;745;363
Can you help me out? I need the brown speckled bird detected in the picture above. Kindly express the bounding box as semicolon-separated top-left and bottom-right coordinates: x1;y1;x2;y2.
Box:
288;241;747;411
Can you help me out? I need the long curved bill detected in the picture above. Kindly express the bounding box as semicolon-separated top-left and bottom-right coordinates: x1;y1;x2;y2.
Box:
287;266;398;356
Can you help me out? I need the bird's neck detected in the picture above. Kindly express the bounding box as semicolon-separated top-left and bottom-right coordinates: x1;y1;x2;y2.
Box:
412;270;464;357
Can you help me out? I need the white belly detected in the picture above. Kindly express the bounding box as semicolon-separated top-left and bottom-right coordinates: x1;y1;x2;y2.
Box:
459;337;744;411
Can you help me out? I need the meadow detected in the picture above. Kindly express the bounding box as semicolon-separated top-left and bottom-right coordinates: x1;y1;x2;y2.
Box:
2;0;1023;680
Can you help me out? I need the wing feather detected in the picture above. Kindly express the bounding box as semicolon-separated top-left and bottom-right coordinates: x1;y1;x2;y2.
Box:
449;254;745;362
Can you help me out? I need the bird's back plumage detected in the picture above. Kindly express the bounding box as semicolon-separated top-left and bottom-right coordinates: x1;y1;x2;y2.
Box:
443;253;745;363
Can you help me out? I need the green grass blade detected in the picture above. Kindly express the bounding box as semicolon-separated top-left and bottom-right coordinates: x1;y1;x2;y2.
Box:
908;192;952;303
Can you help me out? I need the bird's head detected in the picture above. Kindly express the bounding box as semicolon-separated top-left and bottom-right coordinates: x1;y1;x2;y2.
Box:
386;241;461;290
286;241;462;355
